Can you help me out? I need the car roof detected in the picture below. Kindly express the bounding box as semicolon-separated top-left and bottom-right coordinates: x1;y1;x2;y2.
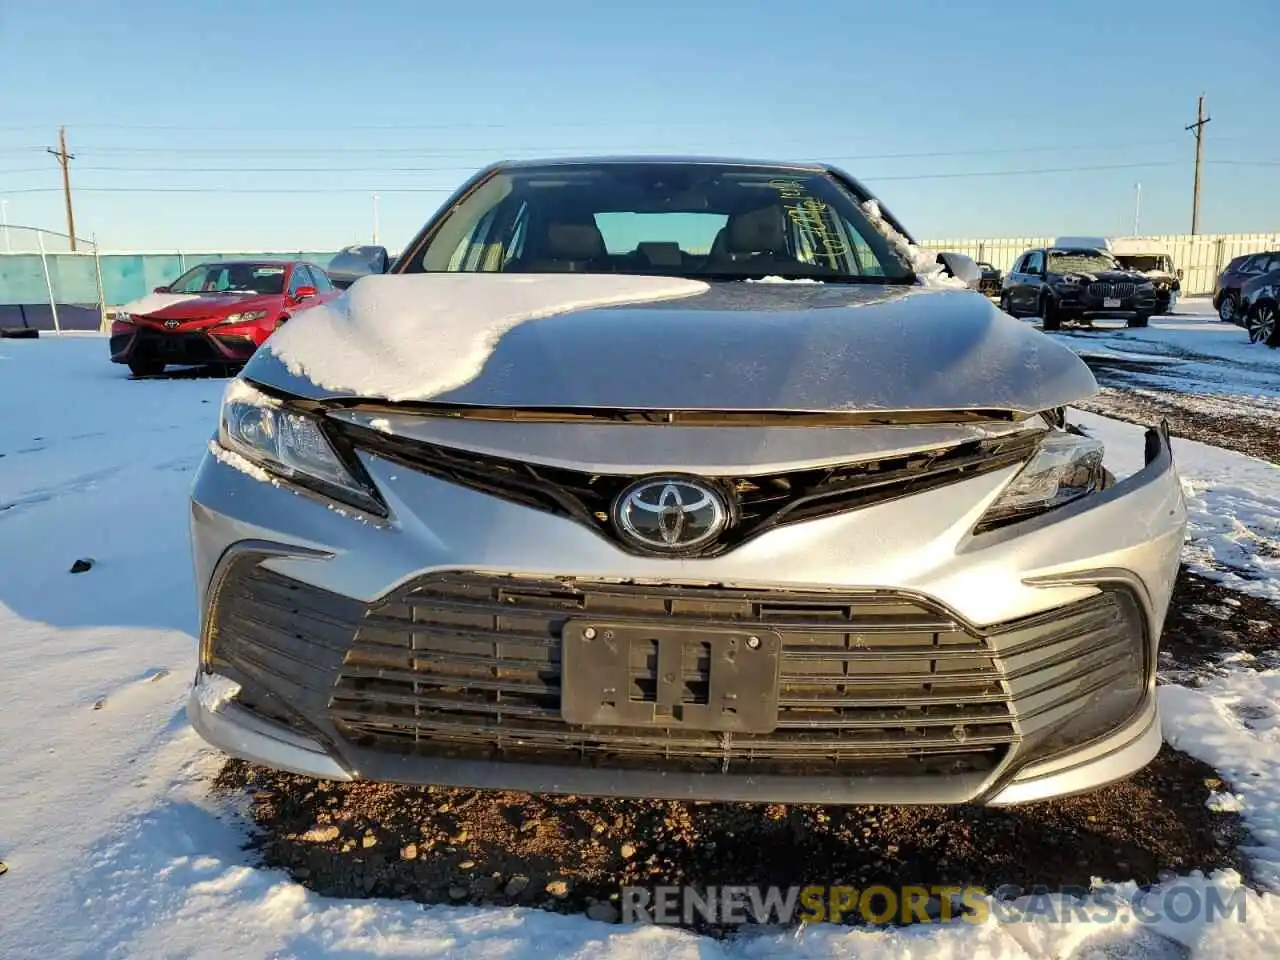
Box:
493;155;834;173
195;259;298;268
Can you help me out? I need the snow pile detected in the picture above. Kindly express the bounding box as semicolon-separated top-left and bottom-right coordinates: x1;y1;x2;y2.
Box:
267;273;708;402
1163;671;1280;889
861;199;969;290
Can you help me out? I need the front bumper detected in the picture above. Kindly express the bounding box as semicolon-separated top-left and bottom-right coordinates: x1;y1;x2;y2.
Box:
111;325;260;366
187;422;1186;805
1057;291;1158;319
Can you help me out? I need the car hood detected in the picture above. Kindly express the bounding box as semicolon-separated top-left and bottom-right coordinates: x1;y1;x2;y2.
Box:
243;274;1097;417
125;291;280;321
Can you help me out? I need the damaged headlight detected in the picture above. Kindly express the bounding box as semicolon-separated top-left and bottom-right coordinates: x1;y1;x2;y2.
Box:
217;380;384;515
978;430;1104;530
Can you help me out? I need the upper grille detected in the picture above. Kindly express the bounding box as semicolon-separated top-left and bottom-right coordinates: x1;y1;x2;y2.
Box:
329;421;1040;557
1087;281;1137;299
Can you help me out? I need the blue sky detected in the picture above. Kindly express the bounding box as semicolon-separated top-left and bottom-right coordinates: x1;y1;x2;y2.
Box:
2;0;1277;251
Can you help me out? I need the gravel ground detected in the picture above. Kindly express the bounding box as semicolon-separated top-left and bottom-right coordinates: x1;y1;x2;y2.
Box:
1078;384;1280;464
216;743;1248;933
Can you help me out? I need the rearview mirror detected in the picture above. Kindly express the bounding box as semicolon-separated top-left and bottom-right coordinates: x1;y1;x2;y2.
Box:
293;285;317;302
935;252;983;290
327;244;391;290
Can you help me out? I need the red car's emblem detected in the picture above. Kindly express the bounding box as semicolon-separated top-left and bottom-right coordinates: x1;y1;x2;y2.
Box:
164;319;180;329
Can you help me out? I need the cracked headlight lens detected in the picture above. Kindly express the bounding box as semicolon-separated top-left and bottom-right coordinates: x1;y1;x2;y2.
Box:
217;380;383;515
979;431;1104;529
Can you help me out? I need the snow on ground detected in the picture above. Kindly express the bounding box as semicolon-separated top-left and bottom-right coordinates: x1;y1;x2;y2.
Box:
2;336;1280;958
1046;298;1280;401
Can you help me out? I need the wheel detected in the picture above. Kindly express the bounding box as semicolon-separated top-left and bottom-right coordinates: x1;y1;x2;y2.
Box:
1247;303;1277;344
999;292;1015;316
1218;294;1238;323
127;359;164;377
1127;314;1150;329
1038;294;1061;331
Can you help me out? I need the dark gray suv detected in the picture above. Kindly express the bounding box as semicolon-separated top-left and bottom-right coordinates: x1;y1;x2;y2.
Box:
1000;246;1157;330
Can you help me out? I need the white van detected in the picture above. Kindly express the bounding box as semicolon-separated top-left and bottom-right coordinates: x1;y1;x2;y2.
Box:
1106;238;1181;313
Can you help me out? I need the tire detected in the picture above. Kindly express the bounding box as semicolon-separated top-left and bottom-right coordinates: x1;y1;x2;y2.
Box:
1218;294;1238;323
999;292;1015;316
127;359;164;377
1127;314;1151;329
1248;302;1277;344
1038;294;1061;331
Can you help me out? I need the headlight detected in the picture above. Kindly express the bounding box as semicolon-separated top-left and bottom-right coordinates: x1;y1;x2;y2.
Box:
217;310;268;326
217;380;384;515
977;431;1104;530
114;311;134;324
1056;275;1082;286
1137;281;1155;293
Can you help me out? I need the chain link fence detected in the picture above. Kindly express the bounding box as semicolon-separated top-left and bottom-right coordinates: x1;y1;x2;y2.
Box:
0;225;106;335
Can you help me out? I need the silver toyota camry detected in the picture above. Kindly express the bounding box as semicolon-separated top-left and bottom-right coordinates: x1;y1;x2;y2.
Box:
188;157;1187;805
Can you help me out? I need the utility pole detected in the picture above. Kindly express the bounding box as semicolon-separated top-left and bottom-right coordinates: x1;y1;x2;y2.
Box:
1186;94;1211;235
1133;182;1141;236
372;193;380;244
1;199;10;252
46;127;77;251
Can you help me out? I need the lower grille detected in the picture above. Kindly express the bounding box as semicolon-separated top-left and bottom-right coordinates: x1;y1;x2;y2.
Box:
206;561;1147;781
131;329;228;364
1087;281;1137;299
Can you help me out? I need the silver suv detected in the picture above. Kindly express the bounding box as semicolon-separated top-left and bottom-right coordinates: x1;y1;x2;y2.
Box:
188;157;1187;805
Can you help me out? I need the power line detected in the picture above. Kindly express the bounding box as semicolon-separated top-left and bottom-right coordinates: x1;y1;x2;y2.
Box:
0;159;1215;195
0;137;1207;160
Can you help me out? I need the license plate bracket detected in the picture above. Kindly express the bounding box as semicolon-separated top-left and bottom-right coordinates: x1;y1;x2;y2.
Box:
1103;297;1122;308
560;621;782;734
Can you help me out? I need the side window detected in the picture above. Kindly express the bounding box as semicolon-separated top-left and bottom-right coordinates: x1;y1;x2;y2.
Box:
310;265;335;292
287;265;309;294
1267;253;1280;273
1011;254;1027;274
1242;255;1265;274
1025;251;1045;274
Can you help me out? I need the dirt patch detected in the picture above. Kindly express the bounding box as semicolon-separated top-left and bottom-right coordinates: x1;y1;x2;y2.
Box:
1158;567;1280;680
215;744;1250;933
1078;384;1280;463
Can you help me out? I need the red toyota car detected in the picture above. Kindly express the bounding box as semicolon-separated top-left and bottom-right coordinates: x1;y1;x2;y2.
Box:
109;260;340;376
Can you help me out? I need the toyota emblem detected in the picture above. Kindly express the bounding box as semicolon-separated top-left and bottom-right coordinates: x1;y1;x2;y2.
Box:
612;477;729;553
164;319;180;329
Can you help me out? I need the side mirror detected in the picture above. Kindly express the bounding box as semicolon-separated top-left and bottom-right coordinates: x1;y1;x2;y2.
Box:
936;251;983;290
293;285;317;302
154;285;170;294
327;244;391;290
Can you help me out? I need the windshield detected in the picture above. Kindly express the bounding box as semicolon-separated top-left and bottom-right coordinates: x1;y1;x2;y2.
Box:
1115;254;1172;273
401;162;915;283
1047;249;1119;275
168;263;286;295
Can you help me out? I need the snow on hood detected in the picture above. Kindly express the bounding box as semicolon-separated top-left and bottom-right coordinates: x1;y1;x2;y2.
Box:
119;291;204;316
249;277;1097;414
861;200;970;290
266;274;708;402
